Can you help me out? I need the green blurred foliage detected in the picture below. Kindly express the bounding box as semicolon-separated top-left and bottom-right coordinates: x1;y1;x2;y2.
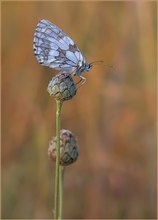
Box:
1;1;157;219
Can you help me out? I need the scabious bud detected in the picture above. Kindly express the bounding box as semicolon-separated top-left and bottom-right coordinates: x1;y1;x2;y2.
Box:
47;72;77;101
48;129;79;166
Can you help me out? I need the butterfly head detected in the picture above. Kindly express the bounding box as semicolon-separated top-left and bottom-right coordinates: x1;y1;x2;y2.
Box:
85;60;105;72
85;63;93;72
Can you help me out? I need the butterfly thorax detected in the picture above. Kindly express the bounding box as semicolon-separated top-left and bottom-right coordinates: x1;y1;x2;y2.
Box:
74;61;92;76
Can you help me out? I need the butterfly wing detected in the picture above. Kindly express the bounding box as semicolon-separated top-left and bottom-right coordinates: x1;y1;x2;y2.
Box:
33;19;86;73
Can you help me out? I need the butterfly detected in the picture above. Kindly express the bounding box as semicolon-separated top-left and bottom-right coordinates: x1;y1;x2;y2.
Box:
33;19;95;85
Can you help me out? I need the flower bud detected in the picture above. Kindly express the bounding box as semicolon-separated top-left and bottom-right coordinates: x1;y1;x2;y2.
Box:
47;72;77;101
48;129;79;166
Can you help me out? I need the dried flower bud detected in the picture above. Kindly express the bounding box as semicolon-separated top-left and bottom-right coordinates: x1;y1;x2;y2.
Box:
48;129;79;166
47;72;77;101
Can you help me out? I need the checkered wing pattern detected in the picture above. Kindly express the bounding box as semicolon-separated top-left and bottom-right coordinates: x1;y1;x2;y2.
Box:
33;19;86;74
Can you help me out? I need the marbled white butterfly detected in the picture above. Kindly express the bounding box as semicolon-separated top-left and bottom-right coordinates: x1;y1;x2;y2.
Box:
33;19;94;84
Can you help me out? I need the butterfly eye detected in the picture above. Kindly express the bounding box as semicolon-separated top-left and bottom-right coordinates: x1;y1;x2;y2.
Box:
86;63;92;71
89;64;93;69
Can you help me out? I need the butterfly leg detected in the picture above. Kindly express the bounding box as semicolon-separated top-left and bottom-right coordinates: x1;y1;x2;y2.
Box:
76;75;87;88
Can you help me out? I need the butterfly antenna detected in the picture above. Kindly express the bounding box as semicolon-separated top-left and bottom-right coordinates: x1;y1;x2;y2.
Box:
90;60;104;66
90;60;114;70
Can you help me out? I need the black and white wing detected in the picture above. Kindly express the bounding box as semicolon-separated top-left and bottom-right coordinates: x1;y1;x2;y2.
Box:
33;19;86;73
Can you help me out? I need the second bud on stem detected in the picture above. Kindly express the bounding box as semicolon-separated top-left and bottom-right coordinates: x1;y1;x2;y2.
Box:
48;129;79;166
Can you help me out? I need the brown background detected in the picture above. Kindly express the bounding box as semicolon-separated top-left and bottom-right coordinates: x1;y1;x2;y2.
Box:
2;1;157;219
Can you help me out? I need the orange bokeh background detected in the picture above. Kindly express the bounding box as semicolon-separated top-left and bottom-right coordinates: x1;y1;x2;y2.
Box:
1;1;157;219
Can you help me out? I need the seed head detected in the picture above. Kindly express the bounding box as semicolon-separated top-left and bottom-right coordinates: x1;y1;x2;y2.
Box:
47;72;77;101
48;129;79;166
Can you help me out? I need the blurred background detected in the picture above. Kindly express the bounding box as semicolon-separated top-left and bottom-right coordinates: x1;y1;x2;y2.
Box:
1;1;157;219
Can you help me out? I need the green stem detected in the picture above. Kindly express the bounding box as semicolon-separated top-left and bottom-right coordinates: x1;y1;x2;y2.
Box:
54;100;62;219
58;166;65;219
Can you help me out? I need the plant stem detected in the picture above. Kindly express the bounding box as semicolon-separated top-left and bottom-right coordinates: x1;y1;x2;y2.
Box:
54;100;62;219
58;166;65;219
